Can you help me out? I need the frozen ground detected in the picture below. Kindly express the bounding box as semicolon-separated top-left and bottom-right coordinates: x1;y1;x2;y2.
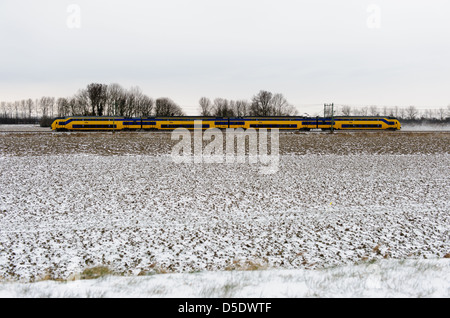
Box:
402;124;450;131
0;125;44;132
0;259;448;298
0;131;449;297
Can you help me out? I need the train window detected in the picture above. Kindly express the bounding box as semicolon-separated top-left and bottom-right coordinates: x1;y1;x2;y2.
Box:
161;124;210;129
249;124;298;128
72;125;117;129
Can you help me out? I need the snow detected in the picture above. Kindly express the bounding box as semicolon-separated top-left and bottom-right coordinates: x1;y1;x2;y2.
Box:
0;132;449;297
402;124;450;131
1;154;448;280
0;259;448;297
0;125;44;132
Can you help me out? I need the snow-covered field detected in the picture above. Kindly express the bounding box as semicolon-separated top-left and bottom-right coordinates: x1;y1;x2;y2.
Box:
0;259;448;298
0;125;44;132
402;124;450;131
0;131;449;297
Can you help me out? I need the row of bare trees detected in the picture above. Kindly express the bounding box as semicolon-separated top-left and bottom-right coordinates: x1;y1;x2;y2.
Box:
2;84;450;124
0;83;185;124
337;104;450;121
59;83;184;117
0;97;56;124
0;88;298;123
198;90;298;117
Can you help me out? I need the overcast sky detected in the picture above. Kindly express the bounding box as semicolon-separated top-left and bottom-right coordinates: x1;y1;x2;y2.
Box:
1;0;449;115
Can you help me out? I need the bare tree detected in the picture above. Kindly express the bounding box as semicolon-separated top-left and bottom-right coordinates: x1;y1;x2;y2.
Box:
19;100;27;118
67;97;76;116
0;102;6;117
139;95;154;117
393;106;399;118
57;98;70;117
106;84;128;116
124;90;136;117
35;99;40;118
40;97;55;118
14;101;19;118
340;105;352;116
6;102;13;119
212;98;235;117
406;105;418;120
86;83;108;116
233;100;250;117
423;109;433;119
26;99;34;119
437;108;446;120
271;93;297;116
360;106;369;116
126;86;144;117
199;97;212;116
387;107;395;117
398;107;406;120
116;94;128;117
351;107;360;116
251;90;273;116
369;105;379;116
106;83;126;116
72;89;90;116
155;98;185;116
248;90;296;116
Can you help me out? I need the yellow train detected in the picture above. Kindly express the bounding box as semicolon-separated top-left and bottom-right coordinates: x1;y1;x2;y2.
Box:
51;116;401;131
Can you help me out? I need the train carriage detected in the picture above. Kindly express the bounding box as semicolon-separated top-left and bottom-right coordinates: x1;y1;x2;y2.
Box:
53;117;120;131
155;117;215;130
333;117;400;130
239;117;301;130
